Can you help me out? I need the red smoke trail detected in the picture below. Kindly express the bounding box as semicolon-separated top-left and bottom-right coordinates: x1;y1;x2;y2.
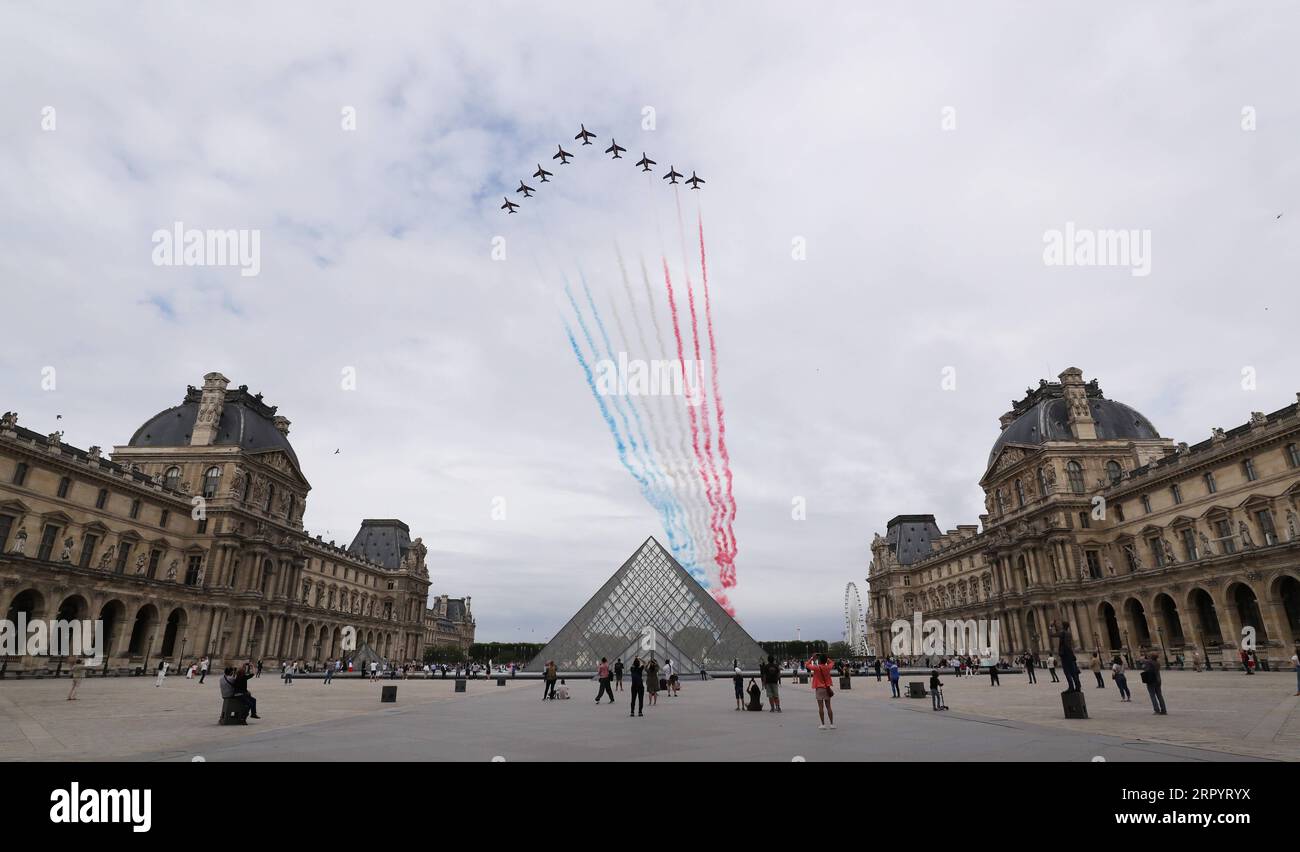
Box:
681;263;729;580
697;216;738;586
661;258;728;578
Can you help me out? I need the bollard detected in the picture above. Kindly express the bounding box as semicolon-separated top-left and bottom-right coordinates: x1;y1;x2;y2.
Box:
839;675;851;690
1060;689;1088;719
381;685;397;703
454;678;467;693
497;677;506;686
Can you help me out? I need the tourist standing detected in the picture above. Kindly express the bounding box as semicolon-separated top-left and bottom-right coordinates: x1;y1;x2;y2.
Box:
807;653;836;730
1046;653;1059;683
256;659;264;678
664;658;679;696
614;657;624;691
1090;653;1105;688
733;663;744;711
762;654;783;712
66;656;85;701
929;669;945;711
1291;645;1299;696
1111;660;1131;701
1141;653;1167;715
198;656;210;684
154;660;168;687
888;660;901;697
1055;621;1081;692
323;663;334;684
629;657;645;717
646;658;660;706
543;660;558;700
1025;653;1037;684
595;657;615;704
988;660;1000;686
874;659;882;682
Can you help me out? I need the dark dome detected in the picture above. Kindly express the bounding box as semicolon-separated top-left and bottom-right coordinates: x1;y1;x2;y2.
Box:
129;390;300;469
988;396;1160;468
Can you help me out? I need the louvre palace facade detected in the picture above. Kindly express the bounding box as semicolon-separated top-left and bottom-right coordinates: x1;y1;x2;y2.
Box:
0;372;473;672
868;368;1300;666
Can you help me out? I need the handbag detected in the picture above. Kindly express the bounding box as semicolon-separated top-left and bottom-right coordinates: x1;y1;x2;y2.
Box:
1139;669;1152;684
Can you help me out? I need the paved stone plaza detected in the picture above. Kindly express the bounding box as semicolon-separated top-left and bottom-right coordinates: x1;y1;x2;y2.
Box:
0;669;1295;761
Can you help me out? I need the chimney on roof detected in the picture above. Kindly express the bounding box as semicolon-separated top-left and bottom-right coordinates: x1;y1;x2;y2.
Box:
1059;367;1097;440
190;372;229;446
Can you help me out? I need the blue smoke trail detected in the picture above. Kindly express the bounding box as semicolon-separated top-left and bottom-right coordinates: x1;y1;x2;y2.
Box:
575;271;700;574
562;318;705;582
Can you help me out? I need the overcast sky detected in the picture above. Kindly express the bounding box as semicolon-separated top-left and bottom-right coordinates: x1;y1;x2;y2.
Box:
2;2;1298;643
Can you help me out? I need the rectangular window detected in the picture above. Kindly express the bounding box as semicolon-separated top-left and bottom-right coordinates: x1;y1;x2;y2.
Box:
115;542;132;573
1216;519;1235;554
1115;503;1125;523
12;463;29;486
1149;538;1164;568
1085;550;1102;579
0;514;14;552
37;524;60;561
96;489;109;510
1287;443;1300;468
129;500;141;520
57;477;71;498
159;510;169;529
147;549;162;579
79;534;99;568
1255;510;1277;546
196;518;207;535
185;555;202;586
1141;495;1152;514
1171;484;1183;505
1180;527;1197;561
1204;472;1217;494
1243;458;1257;482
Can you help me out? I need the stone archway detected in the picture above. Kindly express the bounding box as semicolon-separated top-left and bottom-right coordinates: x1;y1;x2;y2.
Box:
1272;574;1300;647
1187;587;1224;647
1152;593;1186;647
55;594;90;623
127;604;159;656
303;624;316;661
1097;601;1122;650
160;608;187;658
1229;582;1268;645
1124;597;1152;649
98;599;127;659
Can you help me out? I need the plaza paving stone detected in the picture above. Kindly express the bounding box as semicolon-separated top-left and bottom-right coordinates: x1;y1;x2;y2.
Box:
0;669;1295;761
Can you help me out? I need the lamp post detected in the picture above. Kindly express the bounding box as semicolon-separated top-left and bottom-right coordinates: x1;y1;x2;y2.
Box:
1123;629;1132;669
1155;626;1167;667
178;636;188;674
143;631;155;675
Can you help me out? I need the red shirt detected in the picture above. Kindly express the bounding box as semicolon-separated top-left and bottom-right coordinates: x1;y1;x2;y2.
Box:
807;658;835;689
598;662;610;678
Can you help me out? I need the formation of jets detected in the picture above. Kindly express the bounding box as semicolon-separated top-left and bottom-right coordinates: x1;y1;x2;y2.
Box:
501;123;704;213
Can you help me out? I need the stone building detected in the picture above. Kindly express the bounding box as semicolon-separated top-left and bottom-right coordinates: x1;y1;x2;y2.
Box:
868;368;1300;666
0;372;471;671
424;595;475;653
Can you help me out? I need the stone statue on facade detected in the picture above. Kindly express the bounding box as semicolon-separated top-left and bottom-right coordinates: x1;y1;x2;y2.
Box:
135;553;147;575
47;431;63;449
167;559;178;581
1238;520;1255;549
1161;538;1177;565
1211;427;1227;442
1198;531;1214;557
59;536;75;562
1103;553;1115;576
1123;543;1142;572
10;527;27;556
1285;508;1299;542
0;411;17;430
98;544;115;569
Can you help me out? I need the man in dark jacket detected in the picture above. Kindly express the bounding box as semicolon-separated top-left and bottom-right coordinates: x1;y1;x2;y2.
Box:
232;661;260;718
761;654;783;712
1141;653;1167;714
1055;621;1082;692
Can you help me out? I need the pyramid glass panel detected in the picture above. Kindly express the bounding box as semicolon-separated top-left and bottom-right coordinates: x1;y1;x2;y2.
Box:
526;537;767;672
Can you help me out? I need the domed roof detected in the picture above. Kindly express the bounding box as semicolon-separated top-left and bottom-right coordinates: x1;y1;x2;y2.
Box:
128;385;300;469
988;382;1160;468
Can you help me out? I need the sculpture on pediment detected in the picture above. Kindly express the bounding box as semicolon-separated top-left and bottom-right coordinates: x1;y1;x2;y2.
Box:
1211;427;1226;442
1238;521;1255;549
87;445;101;460
59;536;74;562
47;431;63;448
1249;411;1268;428
229;466;246;500
1176;442;1190;455
0;411;17;430
1198;531;1214;557
250;476;267;506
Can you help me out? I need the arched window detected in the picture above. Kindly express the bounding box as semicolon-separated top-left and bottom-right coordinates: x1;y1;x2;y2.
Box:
1037;467;1049;495
163;466;181;491
1066;461;1085;494
1106;460;1122;485
1015;479;1026;507
202;466;222;499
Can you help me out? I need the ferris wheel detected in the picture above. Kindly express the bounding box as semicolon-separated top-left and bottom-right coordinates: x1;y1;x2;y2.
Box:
844;582;867;655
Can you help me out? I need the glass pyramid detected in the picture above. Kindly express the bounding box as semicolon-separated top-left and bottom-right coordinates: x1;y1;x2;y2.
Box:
527;536;766;673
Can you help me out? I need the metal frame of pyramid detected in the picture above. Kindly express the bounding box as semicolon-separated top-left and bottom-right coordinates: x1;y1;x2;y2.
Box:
526;536;766;673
